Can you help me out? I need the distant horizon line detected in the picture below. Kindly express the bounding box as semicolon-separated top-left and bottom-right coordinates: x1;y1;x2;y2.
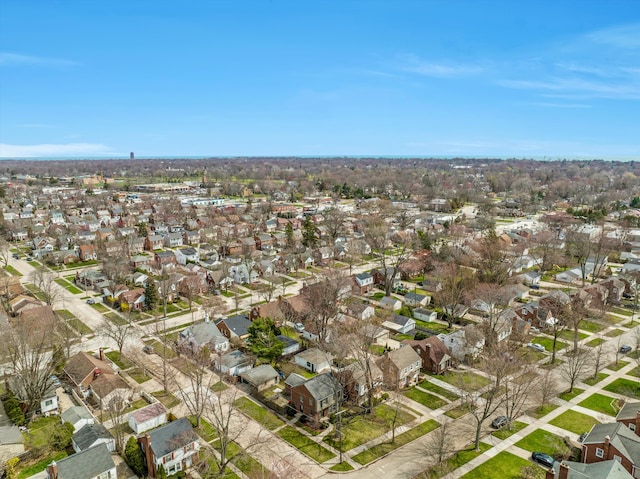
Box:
1;155;639;162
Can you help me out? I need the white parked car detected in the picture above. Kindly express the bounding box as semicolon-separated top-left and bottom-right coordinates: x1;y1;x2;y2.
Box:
527;342;545;352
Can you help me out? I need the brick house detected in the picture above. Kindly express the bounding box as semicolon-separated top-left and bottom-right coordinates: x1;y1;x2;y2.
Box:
581;422;640;478
78;244;97;261
402;336;452;375
616;402;640;436
144;235;164;251
289;373;341;426
376;345;422;390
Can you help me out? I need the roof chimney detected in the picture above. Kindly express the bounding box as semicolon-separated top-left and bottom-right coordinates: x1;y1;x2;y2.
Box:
603;434;610;459
47;461;58;479
99;348;105;362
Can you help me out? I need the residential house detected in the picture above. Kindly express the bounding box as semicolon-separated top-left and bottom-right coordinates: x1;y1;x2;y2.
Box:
254;233;274;251
249;301;285;325
403;337;452;375
442;324;485;362
546;461;633;479
128;402;168;435
337;360;383;404
45;444;116;479
61;406;94;432
138;417;200;478
240;364;280;393
164;232;184;248
118;288;145;311
90;370;131;410
215;350;254;377
72;423;115;453
600;278;626;304
582;422;640;478
376;345;422;390
216;314;252;341
616;401;640;435
183;230;200;245
404;292;431;308
353;272;374;295
63;351;131;405
155;250;177;269
175;247;199;265
372;268;401;290
289;373;341;425
0;425;25;462
145;235;164;251
78;244;97;261
294;348;333;373
177;321;230;354
127;237;145;254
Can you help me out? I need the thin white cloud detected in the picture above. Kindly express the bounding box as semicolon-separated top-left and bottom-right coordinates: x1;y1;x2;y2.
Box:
0;52;77;67
586;23;640;49
398;54;483;77
0;143;113;157
525;102;592;109
498;76;640;100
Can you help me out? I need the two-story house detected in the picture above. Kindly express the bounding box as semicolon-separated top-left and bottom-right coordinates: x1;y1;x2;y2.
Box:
138;417;200;478
353;272;374;295
376;345;422;390
289;373;341;426
581;422;640;478
46;444;116;479
402;336;452;375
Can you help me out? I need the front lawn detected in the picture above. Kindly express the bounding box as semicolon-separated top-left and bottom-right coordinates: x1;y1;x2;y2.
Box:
585;338;605;347
351;419;440;465
233;397;284;430
128;367;152;383
18;451;68;479
515;429;570;455
559;388;584;402
324;404;415;452
445;404;471;419
628;366;640;378
559;330;589;342
151;390;181;409
460;451;535;479
105;351;134;369
277;426;335;463
330;462;354;472
582;372;608;386
528;403;559;419
579;320;606;333
404;387;447;409
418;380;460;401
54;278;83;294
606;360;629;371
91;303;109;313
532;336;568;352
492;421;527;440
605;328;625;337
604;378;640;399
439;371;490;391
549;410;600;435
578;393;619;416
3;264;22;276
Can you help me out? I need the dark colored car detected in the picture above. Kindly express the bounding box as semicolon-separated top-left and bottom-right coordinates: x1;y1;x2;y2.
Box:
143;345;154;354
620;345;633;354
491;415;510;429
578;432;588;443
12;253;20;259
532;452;554;469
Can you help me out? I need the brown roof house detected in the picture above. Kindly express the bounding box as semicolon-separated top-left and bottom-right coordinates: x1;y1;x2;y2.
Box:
64;350;131;408
402;336;452;375
376;345;422;390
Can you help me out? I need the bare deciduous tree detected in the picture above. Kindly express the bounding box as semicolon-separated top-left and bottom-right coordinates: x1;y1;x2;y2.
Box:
98;316;133;357
559;347;591;393
28;266;60;306
105;393;129;453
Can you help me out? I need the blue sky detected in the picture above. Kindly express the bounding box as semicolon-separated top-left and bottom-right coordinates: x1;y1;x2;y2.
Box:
1;1;639;158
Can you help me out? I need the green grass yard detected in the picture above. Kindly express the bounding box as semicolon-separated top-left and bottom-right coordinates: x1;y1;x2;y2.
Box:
439;371;490;391
461;451;536;479
277;426;335;463
515;429;571;455
583;372;609;386
492;421;527;440
604;378;640;399
549;410;601;435
605;328;625;337
578;393;619;416
418;380;460;401
559;388;584;402
404;387;447;409
233;397;284;430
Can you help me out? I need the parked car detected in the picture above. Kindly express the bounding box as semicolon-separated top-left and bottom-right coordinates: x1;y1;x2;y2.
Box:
491;415;510;429
527;342;545;352
532;452;554;468
294;322;305;332
49;375;61;387
143;345;154;354
26;256;33;261
86;298;95;305
12;253;20;259
578;432;588;443
620;345;632;354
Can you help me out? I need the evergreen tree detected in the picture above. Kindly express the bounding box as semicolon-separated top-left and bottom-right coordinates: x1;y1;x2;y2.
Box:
144;280;159;311
302;216;318;248
247;317;285;364
124;436;148;477
285;222;295;249
156;464;167;479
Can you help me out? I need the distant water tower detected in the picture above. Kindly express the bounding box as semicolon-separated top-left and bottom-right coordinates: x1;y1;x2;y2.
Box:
130;152;135;160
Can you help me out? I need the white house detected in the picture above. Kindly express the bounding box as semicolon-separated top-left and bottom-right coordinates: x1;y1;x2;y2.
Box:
414;308;437;322
379;296;402;311
128;402;168;435
404;292;430;307
441;324;485;362
382;314;416;335
175;247;200;266
215;350;254;377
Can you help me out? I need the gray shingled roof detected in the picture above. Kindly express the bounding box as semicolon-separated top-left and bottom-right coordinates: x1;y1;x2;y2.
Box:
61;406;93;426
216;314;251;337
551;460;634;479
584;422;640;466
240;364;279;387
616;401;640;421
72;423;113;451
54;444;115;479
148;417;199;458
301;373;340;401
